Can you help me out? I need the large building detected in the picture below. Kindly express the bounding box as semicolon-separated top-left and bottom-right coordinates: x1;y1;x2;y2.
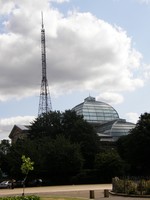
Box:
72;96;135;141
9;125;29;144
9;96;135;144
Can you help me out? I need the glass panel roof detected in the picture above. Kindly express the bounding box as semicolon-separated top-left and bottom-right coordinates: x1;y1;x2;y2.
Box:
72;96;119;124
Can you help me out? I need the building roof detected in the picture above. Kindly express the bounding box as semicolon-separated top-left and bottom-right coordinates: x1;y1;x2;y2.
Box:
72;96;135;141
72;96;119;124
97;119;135;141
9;125;29;144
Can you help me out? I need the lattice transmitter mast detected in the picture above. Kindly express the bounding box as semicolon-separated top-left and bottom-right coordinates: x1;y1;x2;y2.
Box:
38;12;52;116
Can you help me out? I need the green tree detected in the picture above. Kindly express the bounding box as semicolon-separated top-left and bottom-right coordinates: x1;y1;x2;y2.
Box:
29;111;62;139
21;155;34;196
61;110;100;168
3;110;100;184
24;136;83;184
0;140;11;177
94;149;125;182
21;155;34;175
117;112;150;176
3;140;27;179
29;110;100;169
46;135;83;184
4;136;83;184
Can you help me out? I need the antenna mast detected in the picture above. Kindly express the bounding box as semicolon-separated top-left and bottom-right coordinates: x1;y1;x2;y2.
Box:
38;12;52;116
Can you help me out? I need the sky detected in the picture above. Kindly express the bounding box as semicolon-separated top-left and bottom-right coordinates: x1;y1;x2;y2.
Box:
0;0;150;140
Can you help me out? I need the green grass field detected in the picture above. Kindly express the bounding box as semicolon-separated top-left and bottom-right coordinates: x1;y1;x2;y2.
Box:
40;197;86;200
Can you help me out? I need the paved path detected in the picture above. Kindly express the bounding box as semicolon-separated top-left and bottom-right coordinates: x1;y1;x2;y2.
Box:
0;184;149;199
0;184;111;196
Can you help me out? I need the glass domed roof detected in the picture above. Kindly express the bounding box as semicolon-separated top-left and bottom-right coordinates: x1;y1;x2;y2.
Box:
97;119;135;141
72;96;119;124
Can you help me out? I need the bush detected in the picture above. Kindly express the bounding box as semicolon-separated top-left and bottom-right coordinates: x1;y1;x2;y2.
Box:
137;179;146;194
112;178;138;194
144;180;150;194
125;180;137;194
0;196;40;200
112;178;125;193
112;177;150;195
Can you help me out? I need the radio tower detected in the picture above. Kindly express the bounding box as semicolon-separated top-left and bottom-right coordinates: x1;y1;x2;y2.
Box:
38;12;52;116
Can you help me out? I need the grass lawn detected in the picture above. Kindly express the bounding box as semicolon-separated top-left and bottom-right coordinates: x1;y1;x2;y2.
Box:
40;197;86;200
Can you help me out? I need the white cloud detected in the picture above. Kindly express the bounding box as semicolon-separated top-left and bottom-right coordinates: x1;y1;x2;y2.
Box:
0;1;15;15
50;0;70;3
125;112;139;124
137;0;150;4
0;0;145;103
143;64;150;80
49;12;144;94
0;116;35;140
0;0;149;140
0;116;35;126
96;92;124;105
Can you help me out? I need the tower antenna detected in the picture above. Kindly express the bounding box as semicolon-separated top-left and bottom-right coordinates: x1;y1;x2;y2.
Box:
41;11;44;29
38;12;52;116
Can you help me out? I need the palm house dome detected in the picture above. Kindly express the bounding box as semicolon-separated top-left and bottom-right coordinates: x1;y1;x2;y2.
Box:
72;96;119;124
72;96;135;141
97;119;135;141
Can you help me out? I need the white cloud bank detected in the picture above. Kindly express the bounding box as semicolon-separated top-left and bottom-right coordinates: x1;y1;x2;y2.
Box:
96;92;124;105
50;0;70;3
0;116;35;140
0;0;148;140
125;112;139;124
0;0;145;104
137;0;150;4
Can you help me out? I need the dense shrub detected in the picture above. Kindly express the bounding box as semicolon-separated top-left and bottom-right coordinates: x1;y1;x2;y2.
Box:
0;196;40;200
125;180;137;194
145;180;150;194
112;177;150;195
112;178;125;193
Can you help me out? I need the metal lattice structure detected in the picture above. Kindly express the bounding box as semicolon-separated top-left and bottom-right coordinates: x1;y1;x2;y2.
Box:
38;13;52;116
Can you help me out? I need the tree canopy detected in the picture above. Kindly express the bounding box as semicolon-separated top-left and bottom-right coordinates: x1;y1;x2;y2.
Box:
1;110;101;184
117;112;150;176
21;155;34;176
29;110;100;169
3;110;150;184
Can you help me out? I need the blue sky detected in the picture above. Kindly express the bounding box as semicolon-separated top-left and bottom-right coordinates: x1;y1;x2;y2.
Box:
0;0;150;140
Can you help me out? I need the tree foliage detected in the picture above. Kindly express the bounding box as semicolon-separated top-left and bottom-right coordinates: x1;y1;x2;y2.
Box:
21;155;34;175
29;111;62;139
2;110;101;184
0;140;11;176
94;149;125;182
29;110;100;169
117;112;150;176
21;155;34;196
5;110;148;183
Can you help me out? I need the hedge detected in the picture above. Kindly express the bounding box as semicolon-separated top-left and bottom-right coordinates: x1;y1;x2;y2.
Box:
112;177;150;195
0;196;40;200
